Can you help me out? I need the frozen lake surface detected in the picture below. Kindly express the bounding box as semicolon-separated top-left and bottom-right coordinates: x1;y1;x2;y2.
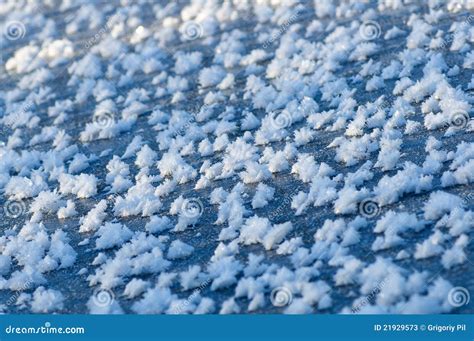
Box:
0;0;473;314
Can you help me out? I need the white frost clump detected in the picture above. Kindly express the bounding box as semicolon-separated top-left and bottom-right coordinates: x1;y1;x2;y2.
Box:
207;256;243;291
29;190;64;217
372;211;425;251
79;200;108;233
199;66;226;88
441;234;468;269
145;216;172;234
175;52;203;75
95;222;133;250
239;216;292;250
375;138;401;171
291;153;318;183
441;143;474;187
135;144;157;168
131;286;176;314
435;207;474;237
374;162;432;205
220;298;241;314
423;191;464;221
414;231;446;259
123;278;151;299
113;177;162;217
262;222;293;250
122;136;143;159
47;229;77;269
59;173;98;198
167;240;194;260
5;175;47;199
239;216;272;245
252;183;275;209
58;200;77;219
31;287;64;313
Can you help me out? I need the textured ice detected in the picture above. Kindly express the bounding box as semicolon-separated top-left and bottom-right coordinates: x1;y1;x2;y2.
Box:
0;0;473;314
